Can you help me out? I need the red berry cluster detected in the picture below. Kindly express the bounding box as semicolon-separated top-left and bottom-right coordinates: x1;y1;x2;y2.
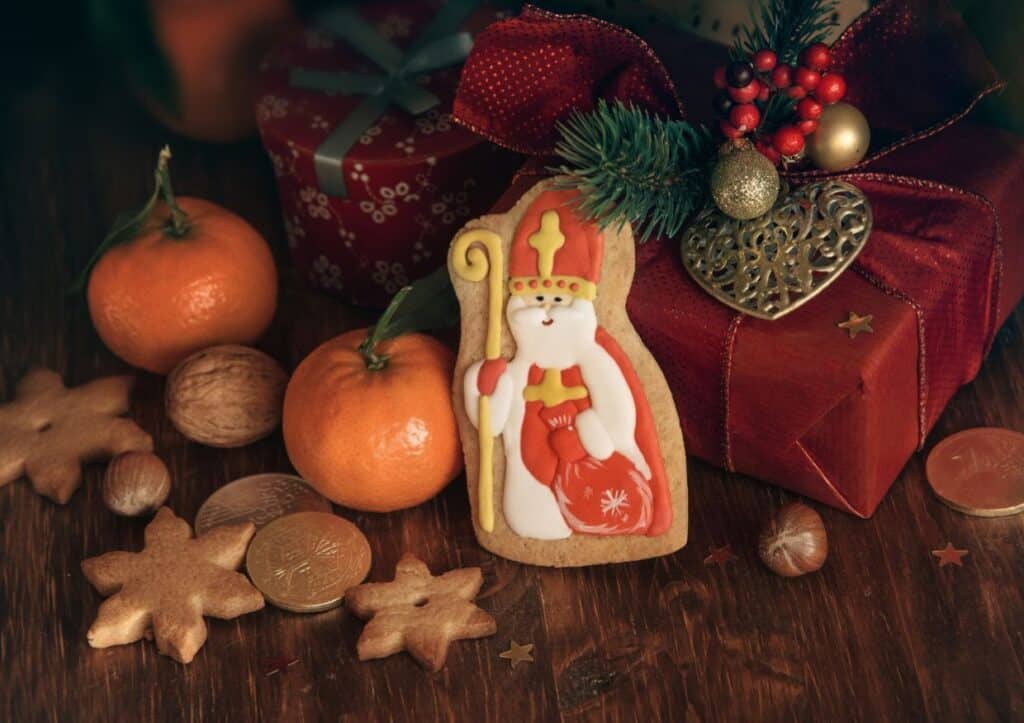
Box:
712;43;848;163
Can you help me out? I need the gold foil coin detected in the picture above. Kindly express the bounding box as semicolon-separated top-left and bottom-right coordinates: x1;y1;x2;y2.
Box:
194;473;332;536
926;428;1024;517
245;511;371;613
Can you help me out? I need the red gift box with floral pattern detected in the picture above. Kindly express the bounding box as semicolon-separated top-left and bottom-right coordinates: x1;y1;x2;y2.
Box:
255;1;521;307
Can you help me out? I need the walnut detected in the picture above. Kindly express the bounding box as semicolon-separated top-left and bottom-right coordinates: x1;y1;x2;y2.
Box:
166;345;287;448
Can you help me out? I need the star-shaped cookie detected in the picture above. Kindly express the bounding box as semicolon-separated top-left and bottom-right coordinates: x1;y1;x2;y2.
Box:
81;507;265;663
346;554;496;671
0;368;152;503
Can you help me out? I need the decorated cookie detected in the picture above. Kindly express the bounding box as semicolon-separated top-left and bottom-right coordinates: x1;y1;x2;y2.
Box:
81;507;265;663
0;368;153;503
448;180;688;566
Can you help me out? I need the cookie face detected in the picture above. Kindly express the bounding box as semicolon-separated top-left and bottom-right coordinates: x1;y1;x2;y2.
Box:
448;179;688;567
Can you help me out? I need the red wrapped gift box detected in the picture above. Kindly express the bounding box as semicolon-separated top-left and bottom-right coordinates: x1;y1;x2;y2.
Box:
455;2;1024;516
256;1;521;307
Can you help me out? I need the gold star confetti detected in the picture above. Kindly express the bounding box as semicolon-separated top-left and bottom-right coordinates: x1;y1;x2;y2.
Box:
703;545;737;567
499;641;535;668
931;542;969;567
837;311;874;338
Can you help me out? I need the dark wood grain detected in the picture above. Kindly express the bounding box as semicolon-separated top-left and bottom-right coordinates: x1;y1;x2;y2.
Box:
2;72;1023;723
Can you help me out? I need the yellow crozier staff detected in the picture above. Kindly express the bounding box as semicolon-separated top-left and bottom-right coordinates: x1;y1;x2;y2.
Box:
451;228;504;533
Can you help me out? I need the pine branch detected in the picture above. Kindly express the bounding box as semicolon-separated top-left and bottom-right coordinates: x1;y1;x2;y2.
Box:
734;0;839;65
552;100;715;242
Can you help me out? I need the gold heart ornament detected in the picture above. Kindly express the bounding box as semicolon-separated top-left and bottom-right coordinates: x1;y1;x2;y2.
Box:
680;180;872;320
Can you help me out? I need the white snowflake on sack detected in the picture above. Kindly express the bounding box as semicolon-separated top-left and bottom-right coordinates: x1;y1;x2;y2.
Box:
310;255;344;291
310;115;329;131
304;30;335;50
377;14;412;40
284;215;306;248
257;94;289;122
431;189;471;226
300;186;331;220
414;109;452;135
372;261;409;295
600;489;631;519
359;125;383;145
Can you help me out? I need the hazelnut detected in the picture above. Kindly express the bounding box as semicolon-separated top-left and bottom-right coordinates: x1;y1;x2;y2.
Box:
102;452;172;516
166;345;288;448
758;502;828;577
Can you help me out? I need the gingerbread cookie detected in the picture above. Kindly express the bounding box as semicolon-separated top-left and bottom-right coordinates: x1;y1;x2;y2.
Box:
0;368;153;503
448;179;688;567
346;554;496;671
81;507;265;663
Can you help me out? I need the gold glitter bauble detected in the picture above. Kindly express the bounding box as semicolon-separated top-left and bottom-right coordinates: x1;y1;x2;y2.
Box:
806;102;871;172
709;142;780;220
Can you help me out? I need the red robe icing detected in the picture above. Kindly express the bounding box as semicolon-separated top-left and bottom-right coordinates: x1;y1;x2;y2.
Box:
520;328;673;536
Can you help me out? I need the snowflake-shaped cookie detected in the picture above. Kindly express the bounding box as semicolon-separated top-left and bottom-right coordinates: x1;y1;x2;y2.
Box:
346;554;496;671
81;508;265;663
0;368;153;503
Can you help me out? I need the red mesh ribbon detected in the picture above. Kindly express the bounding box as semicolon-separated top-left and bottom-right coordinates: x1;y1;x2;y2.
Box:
453;5;683;153
455;0;1013;516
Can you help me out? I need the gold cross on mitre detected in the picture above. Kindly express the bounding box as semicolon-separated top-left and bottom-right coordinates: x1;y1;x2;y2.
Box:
528;210;565;278
523;368;588;407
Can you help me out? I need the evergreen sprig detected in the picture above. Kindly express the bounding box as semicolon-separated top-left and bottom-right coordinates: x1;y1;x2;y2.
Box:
552;100;715;242
734;0;839;65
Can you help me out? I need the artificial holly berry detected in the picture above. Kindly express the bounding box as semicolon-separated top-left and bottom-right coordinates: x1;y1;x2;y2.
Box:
756;138;781;165
786;85;807;100
752;49;778;72
770;64;793;89
729;103;761;132
728;78;760;103
713;65;728;90
719;119;744;140
794;66;820;91
815;73;847;104
757;83;771;102
797;97;823;120
772;125;805;156
800;43;831;71
726;60;754;88
712;91;734;118
797;119;819;135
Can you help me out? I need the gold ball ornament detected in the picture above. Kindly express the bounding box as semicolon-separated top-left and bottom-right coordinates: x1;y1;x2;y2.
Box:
806;102;871;172
709;141;780;220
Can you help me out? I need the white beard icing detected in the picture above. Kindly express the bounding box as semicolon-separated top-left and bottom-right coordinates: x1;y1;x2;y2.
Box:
463;296;651;540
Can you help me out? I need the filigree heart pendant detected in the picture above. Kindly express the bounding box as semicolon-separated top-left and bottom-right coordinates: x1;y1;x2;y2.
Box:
680;180;872;320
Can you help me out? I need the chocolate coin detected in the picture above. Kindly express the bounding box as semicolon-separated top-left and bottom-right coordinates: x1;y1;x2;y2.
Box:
926;427;1024;517
194;473;332;536
245;511;371;613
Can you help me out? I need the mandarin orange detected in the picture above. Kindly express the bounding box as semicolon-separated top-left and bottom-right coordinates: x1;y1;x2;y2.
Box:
282;329;462;512
87;166;277;374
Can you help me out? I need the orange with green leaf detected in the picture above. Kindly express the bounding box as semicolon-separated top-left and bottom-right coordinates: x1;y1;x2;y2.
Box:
78;147;278;374
283;285;463;513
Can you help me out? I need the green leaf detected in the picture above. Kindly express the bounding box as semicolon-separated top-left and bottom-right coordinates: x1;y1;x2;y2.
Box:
67;146;186;295
357;266;460;370
551;100;716;242
376;266;460;340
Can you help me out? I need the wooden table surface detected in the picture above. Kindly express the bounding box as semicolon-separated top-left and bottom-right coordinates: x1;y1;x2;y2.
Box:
2;69;1024;723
